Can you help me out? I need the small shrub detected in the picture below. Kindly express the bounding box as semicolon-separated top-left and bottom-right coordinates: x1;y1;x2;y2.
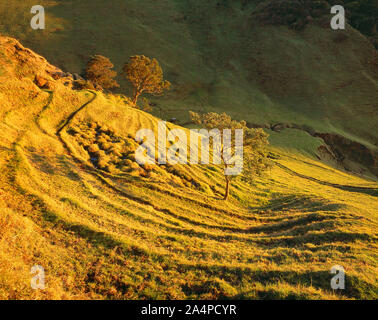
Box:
111;150;123;158
82;132;95;141
97;159;109;169
89;122;98;129
109;154;121;164
95;150;106;157
80;139;91;148
100;125;110;133
88;144;100;153
101;142;112;151
110;144;123;157
105;164;117;173
96;137;107;146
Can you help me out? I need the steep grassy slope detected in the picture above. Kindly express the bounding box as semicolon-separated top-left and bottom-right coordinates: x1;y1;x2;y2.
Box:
1;0;377;147
0;36;377;299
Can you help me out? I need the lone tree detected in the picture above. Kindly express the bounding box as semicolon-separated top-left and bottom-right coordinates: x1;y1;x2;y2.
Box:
122;55;171;106
190;111;272;200
85;55;119;90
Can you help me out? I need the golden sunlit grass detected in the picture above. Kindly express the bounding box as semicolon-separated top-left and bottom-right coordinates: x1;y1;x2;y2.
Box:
0;35;377;300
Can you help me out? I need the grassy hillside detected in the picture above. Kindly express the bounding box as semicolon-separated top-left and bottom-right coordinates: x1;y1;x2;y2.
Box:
1;0;377;147
0;35;377;300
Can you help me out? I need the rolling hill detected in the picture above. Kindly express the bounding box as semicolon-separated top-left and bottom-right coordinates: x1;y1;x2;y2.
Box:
1;0;377;177
0;32;377;300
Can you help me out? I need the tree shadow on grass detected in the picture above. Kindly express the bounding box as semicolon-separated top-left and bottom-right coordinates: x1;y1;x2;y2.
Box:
254;231;375;247
41;206;147;257
179;264;377;299
251;194;346;214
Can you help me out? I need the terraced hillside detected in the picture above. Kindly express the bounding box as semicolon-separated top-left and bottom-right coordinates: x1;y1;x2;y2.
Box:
0;36;377;299
1;0;377;178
